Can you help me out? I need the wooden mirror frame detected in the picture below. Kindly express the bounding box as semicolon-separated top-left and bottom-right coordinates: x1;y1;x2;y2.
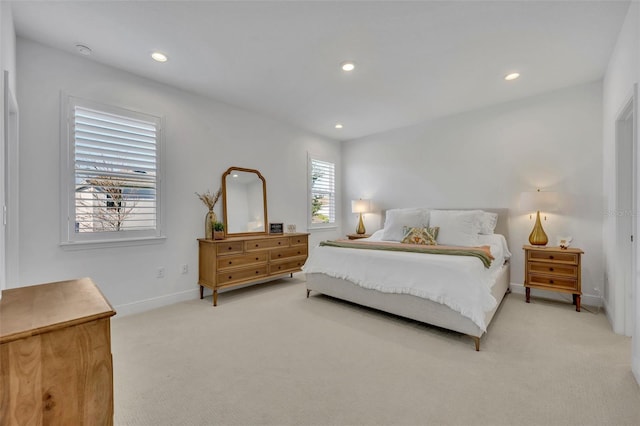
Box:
222;167;268;237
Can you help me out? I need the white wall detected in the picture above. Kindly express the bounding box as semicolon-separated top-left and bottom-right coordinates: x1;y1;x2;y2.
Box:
602;1;640;386
342;81;604;308
0;2;17;298
15;38;341;313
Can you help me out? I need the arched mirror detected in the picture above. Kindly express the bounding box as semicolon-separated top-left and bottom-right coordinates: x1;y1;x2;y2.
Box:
222;167;268;236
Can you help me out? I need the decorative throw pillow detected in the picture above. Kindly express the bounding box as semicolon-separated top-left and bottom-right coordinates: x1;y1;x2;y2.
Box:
401;226;439;245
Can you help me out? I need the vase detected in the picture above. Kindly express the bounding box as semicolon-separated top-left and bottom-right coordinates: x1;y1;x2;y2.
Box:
205;210;216;239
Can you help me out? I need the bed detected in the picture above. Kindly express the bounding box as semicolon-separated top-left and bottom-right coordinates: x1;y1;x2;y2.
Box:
303;208;511;351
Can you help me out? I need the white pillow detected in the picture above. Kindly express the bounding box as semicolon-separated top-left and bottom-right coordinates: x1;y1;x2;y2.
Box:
429;210;483;247
479;212;498;235
381;208;429;241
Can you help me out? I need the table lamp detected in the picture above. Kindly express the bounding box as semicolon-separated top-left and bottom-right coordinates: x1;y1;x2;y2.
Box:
519;189;559;246
351;199;371;235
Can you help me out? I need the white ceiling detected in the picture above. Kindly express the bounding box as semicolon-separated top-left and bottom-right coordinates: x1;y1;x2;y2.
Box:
10;0;630;141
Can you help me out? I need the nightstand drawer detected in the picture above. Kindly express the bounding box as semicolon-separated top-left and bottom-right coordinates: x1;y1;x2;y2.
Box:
527;250;578;264
527;274;578;291
528;262;578;278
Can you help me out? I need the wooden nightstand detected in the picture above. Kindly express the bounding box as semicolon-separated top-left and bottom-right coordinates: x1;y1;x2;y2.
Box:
347;233;370;240
523;245;584;311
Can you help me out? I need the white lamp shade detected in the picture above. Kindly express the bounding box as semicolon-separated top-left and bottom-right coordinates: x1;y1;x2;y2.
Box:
351;199;370;214
519;190;559;213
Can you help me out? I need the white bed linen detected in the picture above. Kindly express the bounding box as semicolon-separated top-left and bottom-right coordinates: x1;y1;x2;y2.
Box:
302;234;509;331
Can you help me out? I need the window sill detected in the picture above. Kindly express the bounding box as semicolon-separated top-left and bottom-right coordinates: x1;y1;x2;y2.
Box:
308;225;338;232
60;235;167;251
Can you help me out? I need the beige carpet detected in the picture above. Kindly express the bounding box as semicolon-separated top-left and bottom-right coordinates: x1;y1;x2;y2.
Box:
111;275;640;426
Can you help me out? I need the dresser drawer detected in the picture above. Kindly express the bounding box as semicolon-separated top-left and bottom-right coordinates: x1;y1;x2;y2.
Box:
218;266;268;285
270;246;308;261
216;241;244;255
217;252;268;271
245;237;290;251
290;235;308;246
527;262;578;278
527;250;578;264
527;273;578;291
269;259;306;275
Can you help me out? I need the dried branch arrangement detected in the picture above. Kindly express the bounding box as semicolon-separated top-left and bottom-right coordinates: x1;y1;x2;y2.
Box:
195;188;222;210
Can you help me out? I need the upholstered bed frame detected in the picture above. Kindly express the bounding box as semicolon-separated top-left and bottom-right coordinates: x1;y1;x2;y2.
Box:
305;208;510;351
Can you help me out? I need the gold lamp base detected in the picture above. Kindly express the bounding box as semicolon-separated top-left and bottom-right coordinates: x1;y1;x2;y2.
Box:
356;212;366;235
528;210;548;246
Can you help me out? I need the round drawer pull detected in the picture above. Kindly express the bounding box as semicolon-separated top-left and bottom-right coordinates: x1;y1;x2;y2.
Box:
228;261;232;265
278;254;282;257
228;276;233;279
278;242;282;245
255;257;259;261
255;244;259;247
549;267;554;272
228;247;232;250
549;255;554;259
255;271;260;274
549;280;554;284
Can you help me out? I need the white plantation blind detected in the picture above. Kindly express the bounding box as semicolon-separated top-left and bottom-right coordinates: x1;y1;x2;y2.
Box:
63;96;163;243
310;157;336;225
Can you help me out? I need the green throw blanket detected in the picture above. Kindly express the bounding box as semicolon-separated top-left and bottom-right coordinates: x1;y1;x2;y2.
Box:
319;240;494;268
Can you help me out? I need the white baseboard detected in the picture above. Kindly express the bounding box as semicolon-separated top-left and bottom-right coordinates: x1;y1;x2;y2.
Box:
633;355;640;388
114;288;199;317
509;282;603;308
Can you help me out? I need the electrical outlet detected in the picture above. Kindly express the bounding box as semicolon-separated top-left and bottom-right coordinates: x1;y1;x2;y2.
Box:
181;264;188;274
157;267;165;278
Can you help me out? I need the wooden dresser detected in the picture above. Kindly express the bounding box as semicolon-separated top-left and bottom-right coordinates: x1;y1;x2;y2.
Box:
198;233;309;306
0;278;116;425
523;245;584;311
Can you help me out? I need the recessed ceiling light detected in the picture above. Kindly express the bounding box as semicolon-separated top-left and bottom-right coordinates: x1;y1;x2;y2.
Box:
151;51;168;62
75;44;92;56
335;123;343;129
341;61;355;72
504;72;520;81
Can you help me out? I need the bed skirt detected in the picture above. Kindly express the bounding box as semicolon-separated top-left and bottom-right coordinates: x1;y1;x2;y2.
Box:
305;262;510;350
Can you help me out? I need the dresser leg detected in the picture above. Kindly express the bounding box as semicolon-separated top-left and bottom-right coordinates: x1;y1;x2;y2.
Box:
575;295;581;312
199;285;204;300
213;290;218;307
525;287;531;303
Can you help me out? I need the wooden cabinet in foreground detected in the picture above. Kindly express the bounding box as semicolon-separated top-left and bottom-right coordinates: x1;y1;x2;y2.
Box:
198;233;309;306
0;277;116;425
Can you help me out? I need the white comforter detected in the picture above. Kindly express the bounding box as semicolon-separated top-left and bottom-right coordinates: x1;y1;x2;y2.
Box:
302;233;510;331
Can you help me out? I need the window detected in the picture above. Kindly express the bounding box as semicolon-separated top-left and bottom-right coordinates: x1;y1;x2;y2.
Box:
61;96;164;245
308;155;336;227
